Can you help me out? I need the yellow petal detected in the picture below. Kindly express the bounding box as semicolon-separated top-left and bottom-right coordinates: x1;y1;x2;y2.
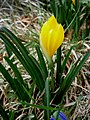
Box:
72;0;75;5
49;24;64;57
40;15;64;61
40;15;57;50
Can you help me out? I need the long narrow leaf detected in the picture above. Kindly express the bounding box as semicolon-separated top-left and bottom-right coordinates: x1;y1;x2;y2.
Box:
0;32;45;91
0;63;16;91
22;85;35;102
9;110;15;120
0;63;22;99
0;105;9;120
70;49;90;82
0;27;29;55
0;28;45;90
5;44;13;58
61;46;73;73
60;49;90;101
35;44;48;79
13;78;25;100
4;56;25;85
0;33;34;80
0;62;28;101
0;28;44;82
56;47;62;83
21;101;57;111
4;57;31;101
53;50;90;104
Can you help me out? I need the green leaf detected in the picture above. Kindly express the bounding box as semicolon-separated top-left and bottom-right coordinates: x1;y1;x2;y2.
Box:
53;50;90;104
9;110;15;120
0;62;30;101
22;84;35;101
4;44;13;58
35;44;48;79
29;55;45;90
60;49;90;101
0;29;45;91
13;78;29;101
56;47;61;83
0;105;9;120
20;101;57;111
0;63;16;92
0;27;29;55
4;57;31;101
61;46;73;73
4;56;25;85
71;49;90;81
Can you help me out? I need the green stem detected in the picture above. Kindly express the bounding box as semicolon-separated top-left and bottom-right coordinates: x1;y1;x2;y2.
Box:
45;78;50;120
48;60;54;92
56;46;62;84
44;61;54;119
51;62;54;92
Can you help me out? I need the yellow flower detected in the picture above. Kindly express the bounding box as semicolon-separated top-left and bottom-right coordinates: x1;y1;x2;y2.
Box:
40;15;64;62
72;0;75;5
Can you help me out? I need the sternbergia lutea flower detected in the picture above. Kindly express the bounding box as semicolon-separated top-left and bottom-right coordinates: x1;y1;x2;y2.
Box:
40;15;64;63
72;0;75;5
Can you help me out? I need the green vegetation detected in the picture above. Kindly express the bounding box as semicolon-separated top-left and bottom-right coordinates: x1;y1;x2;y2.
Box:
0;0;90;119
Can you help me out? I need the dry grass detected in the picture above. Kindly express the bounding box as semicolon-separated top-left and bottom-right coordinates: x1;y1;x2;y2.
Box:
0;0;90;120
